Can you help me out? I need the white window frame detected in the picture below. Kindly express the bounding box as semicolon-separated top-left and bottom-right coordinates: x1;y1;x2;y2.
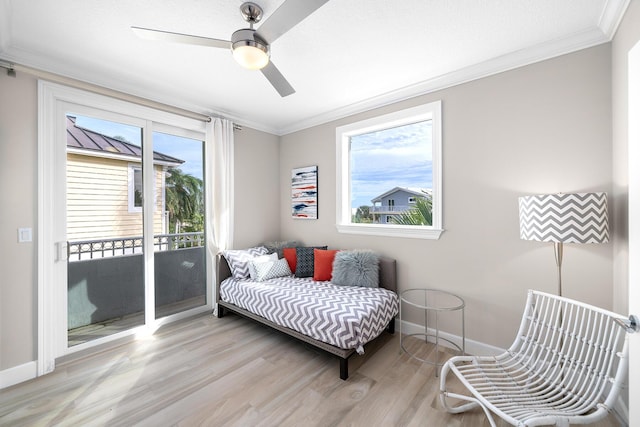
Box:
128;163;143;213
336;101;443;239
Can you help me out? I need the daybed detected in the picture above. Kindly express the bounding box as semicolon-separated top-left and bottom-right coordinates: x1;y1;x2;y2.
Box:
215;248;399;380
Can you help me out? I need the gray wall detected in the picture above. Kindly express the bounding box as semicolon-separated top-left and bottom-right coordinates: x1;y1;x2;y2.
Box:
279;45;614;350
232;126;281;248
0;71;38;370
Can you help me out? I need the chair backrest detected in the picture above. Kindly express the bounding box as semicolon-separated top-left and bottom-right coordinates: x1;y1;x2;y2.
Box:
509;290;629;414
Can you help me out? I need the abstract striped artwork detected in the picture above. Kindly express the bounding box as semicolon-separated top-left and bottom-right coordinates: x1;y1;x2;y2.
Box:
292;165;318;219
518;192;609;244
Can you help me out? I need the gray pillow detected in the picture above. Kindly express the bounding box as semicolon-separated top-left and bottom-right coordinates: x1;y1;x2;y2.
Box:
332;250;379;287
261;240;302;258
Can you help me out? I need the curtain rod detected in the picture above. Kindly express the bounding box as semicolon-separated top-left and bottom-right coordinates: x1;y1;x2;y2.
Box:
1;60;227;125
0;60;17;77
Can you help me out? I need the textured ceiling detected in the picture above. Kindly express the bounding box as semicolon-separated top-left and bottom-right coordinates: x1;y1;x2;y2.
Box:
0;0;629;134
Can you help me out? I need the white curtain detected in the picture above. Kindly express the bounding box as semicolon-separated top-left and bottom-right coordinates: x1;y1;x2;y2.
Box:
206;117;234;312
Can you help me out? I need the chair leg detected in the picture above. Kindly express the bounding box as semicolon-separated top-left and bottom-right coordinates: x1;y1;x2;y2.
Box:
439;361;497;426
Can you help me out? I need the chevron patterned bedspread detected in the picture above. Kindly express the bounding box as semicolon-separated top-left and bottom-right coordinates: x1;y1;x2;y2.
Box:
220;276;399;354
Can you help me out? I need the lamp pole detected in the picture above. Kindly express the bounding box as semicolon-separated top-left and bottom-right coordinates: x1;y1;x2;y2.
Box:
554;241;563;297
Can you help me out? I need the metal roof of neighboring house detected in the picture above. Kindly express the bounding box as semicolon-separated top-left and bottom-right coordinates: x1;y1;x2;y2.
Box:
371;187;432;203
66;116;184;165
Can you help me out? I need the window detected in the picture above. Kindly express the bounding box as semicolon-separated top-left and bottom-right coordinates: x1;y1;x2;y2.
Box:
336;101;443;239
128;164;143;212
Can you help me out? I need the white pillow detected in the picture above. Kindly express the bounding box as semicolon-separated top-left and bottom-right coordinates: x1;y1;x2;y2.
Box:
248;253;278;280
254;258;292;281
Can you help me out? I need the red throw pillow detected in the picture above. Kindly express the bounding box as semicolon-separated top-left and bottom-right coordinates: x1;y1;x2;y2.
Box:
283;247;297;273
313;249;339;281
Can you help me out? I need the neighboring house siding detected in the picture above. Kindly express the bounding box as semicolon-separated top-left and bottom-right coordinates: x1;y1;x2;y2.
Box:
380;191;415;224
372;188;427;223
378;189;417;211
66;153;165;241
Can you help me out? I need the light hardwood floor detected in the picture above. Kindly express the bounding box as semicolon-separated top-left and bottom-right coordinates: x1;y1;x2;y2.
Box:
1;313;622;426
68;296;207;347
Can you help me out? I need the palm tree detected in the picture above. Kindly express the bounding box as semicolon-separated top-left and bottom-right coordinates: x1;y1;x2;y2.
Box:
165;168;204;233
392;197;432;226
353;205;373;223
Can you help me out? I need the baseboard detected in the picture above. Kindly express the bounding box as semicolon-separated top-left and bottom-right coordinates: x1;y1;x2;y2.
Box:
395;318;504;357
0;361;37;389
613;394;629;426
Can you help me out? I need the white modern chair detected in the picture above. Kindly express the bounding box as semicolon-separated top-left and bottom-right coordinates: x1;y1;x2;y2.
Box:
440;289;633;427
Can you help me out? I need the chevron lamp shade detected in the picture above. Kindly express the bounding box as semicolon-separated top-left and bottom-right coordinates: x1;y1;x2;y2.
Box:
518;192;609;244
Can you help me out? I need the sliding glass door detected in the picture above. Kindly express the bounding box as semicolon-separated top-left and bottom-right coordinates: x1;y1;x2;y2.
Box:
66;114;147;346
57;104;209;351
152;129;206;319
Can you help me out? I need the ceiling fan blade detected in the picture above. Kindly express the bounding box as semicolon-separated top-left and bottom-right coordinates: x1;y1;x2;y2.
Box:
261;62;295;97
131;26;230;49
256;0;330;44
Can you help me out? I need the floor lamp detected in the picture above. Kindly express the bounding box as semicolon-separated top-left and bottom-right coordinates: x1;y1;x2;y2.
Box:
518;192;610;297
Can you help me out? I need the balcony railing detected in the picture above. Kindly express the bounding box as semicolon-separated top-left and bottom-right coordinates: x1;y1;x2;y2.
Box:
370;205;411;213
67;232;204;262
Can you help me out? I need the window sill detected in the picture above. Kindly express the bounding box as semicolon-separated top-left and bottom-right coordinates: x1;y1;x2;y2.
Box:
336;224;444;240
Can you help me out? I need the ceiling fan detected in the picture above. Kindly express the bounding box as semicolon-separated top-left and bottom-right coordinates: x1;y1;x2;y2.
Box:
132;1;330;97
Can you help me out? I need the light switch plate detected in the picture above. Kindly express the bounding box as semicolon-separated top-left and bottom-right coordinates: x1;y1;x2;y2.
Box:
18;227;32;242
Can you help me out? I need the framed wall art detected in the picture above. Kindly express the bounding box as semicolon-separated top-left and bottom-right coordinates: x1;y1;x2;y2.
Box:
291;165;318;219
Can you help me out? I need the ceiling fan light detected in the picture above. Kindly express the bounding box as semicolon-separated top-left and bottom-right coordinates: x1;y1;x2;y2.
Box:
231;28;269;70
233;44;269;70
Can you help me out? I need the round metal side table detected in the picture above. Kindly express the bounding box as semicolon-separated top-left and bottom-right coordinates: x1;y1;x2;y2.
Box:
399;288;465;376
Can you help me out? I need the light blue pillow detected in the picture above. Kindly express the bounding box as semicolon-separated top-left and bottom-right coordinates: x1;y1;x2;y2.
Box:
331;250;379;288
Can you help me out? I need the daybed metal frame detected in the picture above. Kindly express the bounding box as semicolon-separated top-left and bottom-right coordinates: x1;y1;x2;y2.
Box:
215;254;397;380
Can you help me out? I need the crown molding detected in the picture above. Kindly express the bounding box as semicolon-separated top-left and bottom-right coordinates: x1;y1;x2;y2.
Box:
0;47;281;135
599;0;631;40
278;27;610;135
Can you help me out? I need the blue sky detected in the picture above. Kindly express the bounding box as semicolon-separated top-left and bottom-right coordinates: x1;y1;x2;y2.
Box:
74;116;204;179
72;115;431;198
350;120;433;208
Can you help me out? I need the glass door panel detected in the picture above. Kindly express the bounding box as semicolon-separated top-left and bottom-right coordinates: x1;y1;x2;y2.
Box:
152;131;206;319
66;114;145;346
